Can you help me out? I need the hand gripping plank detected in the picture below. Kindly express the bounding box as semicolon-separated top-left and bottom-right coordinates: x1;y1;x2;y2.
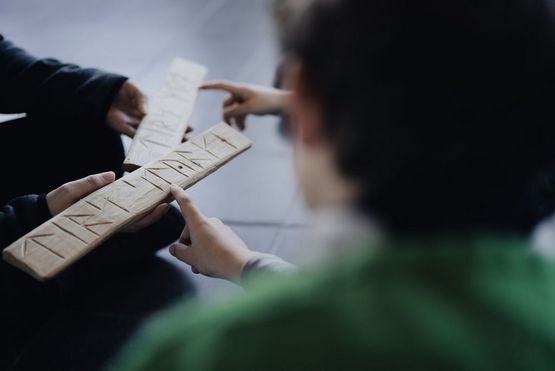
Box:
3;123;251;281
122;58;207;172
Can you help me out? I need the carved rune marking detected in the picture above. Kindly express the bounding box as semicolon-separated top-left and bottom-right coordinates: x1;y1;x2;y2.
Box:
142;125;175;138
105;198;130;213
87;198;129;214
158;87;186;102
141;175;165;191
51;222;88;244
22;234;64;259
80;222;112;236
86;201;101;211
191;134;223;158
149;117;173;130
156;106;182;119
161;160;192;176
64;214;112;236
175;150;211;169
138;136;172;149
64;214;94;226
122;180;136;188
160;72;196;98
213;133;239;149
146;168;173;184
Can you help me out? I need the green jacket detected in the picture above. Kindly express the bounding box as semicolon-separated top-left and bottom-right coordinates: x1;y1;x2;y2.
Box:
111;237;555;370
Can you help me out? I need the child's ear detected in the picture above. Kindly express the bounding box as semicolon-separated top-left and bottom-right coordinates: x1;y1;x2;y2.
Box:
286;62;327;147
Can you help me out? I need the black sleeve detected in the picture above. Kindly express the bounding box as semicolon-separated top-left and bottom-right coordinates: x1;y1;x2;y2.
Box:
0;34;128;122
0;194;52;250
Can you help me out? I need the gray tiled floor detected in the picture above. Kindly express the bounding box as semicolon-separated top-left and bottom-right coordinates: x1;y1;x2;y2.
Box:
0;0;309;368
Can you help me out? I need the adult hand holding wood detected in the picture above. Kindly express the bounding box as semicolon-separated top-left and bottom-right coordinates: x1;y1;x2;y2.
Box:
46;172;170;232
169;184;254;282
200;80;290;130
106;80;148;138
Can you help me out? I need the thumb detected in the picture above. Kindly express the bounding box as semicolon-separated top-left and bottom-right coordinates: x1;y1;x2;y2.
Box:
68;172;116;199
199;80;242;95
170;242;195;265
223;103;251;126
170;185;205;225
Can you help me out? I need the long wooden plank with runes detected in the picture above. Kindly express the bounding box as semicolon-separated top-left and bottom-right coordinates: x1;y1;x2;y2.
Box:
3;123;251;281
122;58;207;172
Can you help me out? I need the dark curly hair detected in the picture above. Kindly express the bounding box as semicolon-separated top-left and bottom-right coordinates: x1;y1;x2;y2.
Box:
284;0;555;234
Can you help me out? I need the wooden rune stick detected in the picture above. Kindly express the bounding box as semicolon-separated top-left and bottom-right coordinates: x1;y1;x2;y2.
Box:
3;123;251;281
122;58;207;172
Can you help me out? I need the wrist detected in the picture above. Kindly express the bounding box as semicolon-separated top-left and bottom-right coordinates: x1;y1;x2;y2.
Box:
228;249;255;283
268;90;291;115
104;76;129;119
38;193;55;221
45;191;57;216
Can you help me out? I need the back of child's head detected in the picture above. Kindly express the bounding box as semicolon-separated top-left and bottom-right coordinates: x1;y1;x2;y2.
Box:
284;0;555;234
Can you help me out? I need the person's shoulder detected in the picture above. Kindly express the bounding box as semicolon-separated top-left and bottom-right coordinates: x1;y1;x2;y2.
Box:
113;236;555;371
217;236;555;368
370;235;555;280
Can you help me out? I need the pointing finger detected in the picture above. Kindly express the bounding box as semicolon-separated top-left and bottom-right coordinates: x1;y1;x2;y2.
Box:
170;242;195;265
170;185;205;225
125;203;170;232
180;224;191;245
200;80;242;95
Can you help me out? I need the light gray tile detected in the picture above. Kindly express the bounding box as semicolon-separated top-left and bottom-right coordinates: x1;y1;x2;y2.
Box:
184;151;298;224
283;190;311;226
270;226;311;265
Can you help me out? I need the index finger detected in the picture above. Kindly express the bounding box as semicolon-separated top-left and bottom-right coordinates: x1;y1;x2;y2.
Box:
170;185;205;225
199;80;242;95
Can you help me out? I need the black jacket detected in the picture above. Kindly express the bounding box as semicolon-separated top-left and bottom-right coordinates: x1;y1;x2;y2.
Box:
0;195;52;249
0;34;127;249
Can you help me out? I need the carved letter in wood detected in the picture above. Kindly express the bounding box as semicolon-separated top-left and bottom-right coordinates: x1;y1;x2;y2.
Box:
3;123;251;281
122;58;207;172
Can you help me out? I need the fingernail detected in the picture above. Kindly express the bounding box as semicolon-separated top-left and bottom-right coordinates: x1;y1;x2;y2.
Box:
103;172;116;182
169;245;175;256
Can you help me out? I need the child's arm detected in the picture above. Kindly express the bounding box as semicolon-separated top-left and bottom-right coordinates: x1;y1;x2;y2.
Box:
200;80;291;130
168;186;296;284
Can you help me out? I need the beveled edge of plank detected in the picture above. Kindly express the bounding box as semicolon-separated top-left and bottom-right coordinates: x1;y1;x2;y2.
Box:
2;248;48;281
